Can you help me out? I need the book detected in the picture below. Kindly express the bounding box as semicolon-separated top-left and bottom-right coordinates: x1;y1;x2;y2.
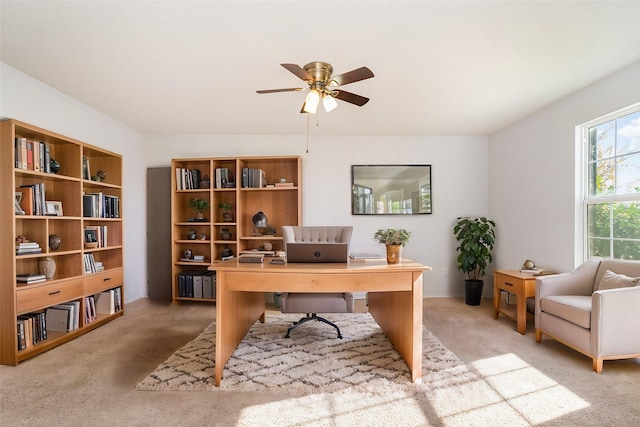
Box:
274;181;294;187
16;273;46;284
17;320;26;350
46;307;71;332
51;304;75;331
203;272;216;299
16;248;43;255
239;249;276;256
95;290;115;315
239;254;264;263
113;287;122;311
82;156;91;180
349;253;383;261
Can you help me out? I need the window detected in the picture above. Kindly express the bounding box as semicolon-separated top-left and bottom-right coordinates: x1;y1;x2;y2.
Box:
581;103;640;260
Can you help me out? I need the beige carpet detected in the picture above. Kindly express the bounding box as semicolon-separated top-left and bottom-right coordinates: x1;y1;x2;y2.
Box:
136;313;472;395
2;298;639;426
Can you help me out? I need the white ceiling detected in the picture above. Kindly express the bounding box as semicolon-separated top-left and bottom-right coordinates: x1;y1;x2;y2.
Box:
2;1;639;136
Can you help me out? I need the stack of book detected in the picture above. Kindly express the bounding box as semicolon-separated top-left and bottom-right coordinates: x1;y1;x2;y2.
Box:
241;167;267;188
17;312;47;350
175;167;202;190
16;273;46;284
15;241;42;255
84;253;97;273
215;167;235;188
17;183;46;215
83;192;120;218
95;287;122;315
46;301;80;333
14;138;52;173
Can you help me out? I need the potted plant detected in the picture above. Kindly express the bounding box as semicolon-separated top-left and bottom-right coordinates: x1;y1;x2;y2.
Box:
453;217;496;306
218;202;233;222
374;228;411;264
187;197;209;220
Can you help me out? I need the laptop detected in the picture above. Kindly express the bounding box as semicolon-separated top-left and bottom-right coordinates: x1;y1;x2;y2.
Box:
285;243;349;263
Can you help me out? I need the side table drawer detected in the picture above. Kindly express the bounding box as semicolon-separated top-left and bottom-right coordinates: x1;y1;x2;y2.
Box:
84;268;123;295
495;273;525;293
17;279;84;314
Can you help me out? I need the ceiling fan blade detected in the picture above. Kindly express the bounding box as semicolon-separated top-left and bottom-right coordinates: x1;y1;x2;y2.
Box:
281;63;314;82
333;90;370;107
256;88;304;94
330;67;374;86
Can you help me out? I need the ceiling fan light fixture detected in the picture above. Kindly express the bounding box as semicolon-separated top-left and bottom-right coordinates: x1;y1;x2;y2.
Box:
303;89;320;114
322;93;338;112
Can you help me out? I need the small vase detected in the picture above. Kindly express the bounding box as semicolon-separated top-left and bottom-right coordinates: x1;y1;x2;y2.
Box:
385;244;402;264
39;257;56;279
222;211;233;222
49;234;62;250
50;158;61;174
183;248;193;259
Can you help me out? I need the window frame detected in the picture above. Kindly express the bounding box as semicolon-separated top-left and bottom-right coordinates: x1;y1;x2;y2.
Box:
578;102;640;262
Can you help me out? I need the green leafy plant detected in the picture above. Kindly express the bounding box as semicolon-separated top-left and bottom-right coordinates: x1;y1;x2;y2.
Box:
453;217;496;280
374;228;411;246
187;198;210;213
218;202;232;211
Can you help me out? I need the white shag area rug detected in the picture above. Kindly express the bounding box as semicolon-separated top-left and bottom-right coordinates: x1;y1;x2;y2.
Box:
136;313;475;395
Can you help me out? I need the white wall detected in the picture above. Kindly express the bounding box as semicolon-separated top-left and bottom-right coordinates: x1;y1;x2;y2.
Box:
1;63;148;302
144;133;490;297
6;57;635;301
489;60;640;273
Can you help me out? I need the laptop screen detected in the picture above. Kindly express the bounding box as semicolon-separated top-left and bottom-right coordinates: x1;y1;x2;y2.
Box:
285;243;349;263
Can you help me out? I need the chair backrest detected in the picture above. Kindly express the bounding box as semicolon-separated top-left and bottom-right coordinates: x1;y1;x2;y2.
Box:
281;226;353;250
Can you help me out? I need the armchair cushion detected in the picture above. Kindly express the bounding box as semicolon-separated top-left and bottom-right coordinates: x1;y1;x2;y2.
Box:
541;295;592;329
597;270;640;291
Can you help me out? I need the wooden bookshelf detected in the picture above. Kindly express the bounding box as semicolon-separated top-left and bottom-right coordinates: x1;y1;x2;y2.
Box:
171;156;302;303
0;119;124;365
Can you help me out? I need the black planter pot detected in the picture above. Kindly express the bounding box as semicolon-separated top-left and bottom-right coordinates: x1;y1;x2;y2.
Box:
465;279;484;306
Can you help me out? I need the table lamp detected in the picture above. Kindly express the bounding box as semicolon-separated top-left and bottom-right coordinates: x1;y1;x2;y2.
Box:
252;211;268;236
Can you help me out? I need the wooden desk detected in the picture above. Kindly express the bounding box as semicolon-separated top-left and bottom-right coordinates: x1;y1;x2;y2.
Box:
209;259;430;386
493;270;537;334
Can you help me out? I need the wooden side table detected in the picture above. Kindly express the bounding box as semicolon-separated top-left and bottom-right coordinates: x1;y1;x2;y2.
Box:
494;270;537;334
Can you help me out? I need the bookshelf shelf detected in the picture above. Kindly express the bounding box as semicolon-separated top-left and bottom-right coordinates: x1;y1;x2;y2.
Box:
1;119;125;365
171;156;301;303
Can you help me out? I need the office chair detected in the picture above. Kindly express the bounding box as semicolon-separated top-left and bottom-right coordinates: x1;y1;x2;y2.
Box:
280;226;354;339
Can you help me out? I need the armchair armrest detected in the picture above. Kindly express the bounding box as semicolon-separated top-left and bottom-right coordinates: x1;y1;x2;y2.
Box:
592;286;640;357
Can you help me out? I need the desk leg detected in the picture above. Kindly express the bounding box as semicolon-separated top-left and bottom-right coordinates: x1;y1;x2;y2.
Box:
493;284;500;320
516;292;526;335
368;270;423;382
215;272;265;387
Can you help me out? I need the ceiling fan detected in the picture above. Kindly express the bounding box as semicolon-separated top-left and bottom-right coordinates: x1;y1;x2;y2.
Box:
256;62;374;114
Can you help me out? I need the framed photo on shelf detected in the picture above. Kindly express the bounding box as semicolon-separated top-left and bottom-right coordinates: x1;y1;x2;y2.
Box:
46;201;64;216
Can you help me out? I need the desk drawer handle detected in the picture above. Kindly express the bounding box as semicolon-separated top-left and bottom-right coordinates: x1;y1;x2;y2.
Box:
103;277;111;282
48;290;61;296
504;282;514;287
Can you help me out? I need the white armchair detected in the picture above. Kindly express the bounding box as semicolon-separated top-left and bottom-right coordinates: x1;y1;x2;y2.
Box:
535;258;640;373
279;226;354;339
